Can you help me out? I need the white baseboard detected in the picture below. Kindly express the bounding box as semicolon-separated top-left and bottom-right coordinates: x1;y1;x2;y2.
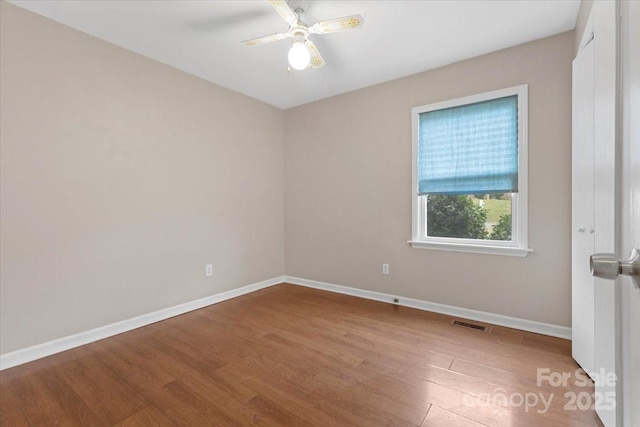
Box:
284;276;572;340
0;276;285;371
1;274;571;371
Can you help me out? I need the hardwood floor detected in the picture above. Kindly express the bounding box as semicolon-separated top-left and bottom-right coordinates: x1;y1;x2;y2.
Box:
0;284;602;426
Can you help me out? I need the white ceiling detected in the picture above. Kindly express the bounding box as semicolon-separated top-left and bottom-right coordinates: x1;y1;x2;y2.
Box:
9;0;580;109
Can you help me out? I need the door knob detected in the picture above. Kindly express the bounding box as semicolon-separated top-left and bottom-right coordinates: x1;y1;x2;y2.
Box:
590;249;640;289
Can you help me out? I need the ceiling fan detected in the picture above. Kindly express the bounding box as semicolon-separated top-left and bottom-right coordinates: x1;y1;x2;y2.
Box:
242;0;364;71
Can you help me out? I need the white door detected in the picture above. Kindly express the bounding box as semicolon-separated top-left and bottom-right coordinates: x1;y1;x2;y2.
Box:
571;1;618;425
619;1;639;425
591;1;617;425
571;34;595;376
584;1;640;426
571;36;595;373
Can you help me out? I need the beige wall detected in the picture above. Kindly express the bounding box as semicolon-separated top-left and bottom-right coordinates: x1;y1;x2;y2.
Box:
284;31;575;327
0;2;284;354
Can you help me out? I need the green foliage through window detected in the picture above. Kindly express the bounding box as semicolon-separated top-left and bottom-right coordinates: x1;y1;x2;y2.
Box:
489;214;512;240
426;194;512;241
426;195;488;239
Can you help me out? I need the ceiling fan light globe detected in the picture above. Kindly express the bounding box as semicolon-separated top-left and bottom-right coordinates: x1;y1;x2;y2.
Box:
288;41;311;70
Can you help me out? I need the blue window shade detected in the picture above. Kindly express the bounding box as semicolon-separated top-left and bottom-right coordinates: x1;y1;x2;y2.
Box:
417;95;519;195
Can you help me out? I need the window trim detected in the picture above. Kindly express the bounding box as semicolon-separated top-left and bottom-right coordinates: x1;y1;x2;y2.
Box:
409;85;532;257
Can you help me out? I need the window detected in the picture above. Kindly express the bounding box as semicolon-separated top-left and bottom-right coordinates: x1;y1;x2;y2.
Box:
410;85;530;257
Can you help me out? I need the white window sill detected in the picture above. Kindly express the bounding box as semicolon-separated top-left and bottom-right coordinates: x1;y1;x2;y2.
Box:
407;240;533;257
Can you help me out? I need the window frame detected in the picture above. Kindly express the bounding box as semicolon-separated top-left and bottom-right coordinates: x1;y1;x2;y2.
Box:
409;85;531;257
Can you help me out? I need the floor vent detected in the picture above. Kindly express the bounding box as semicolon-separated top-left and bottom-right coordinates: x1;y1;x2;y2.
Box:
451;320;489;332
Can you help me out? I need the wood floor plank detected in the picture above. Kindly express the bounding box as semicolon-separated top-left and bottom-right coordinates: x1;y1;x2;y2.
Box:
360;358;491;399
93;338;176;392
422;405;488;427
464;363;603;426
35;366;108;426
332;309;578;376
314;386;419;427
291;286;575;368
0;378;29;427
341;375;431;425
114;405;174;427
0;284;602;426
240;373;341;426
8;370;64;425
162;380;238;426
6;367;101;426
53;348;149;425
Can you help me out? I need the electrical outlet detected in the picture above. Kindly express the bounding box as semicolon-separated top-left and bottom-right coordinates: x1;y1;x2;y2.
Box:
205;264;213;277
382;263;390;275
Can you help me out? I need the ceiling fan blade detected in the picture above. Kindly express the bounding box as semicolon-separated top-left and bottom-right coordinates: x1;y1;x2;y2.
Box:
268;0;298;26
305;40;325;69
308;14;364;35
242;32;288;47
